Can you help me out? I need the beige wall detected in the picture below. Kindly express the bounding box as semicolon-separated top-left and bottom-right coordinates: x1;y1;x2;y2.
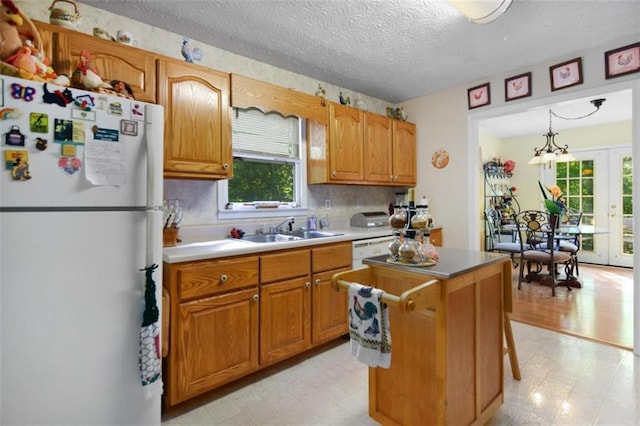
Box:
404;40;639;249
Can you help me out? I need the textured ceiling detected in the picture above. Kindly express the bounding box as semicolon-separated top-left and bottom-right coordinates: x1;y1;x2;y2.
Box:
78;0;640;104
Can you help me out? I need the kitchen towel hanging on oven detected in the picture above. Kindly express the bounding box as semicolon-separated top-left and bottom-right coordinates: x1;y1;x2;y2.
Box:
348;283;391;368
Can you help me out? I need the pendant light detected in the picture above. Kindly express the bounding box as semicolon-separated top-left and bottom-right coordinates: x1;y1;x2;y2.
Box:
528;98;606;165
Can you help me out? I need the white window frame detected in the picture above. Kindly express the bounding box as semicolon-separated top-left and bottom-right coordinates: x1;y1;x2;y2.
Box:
217;109;308;220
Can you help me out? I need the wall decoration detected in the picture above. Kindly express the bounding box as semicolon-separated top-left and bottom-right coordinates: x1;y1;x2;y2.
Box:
467;82;490;109
605;42;640;79
431;149;450;169
549;57;583;91
505;72;531;101
121;119;138;136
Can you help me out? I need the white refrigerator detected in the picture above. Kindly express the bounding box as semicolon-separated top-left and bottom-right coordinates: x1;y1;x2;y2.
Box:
0;75;163;425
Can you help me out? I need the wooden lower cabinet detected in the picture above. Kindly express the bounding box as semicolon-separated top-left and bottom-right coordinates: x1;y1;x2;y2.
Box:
334;253;510;425
168;287;259;406
311;267;349;344
260;276;311;365
310;242;351;344
164;242;351;409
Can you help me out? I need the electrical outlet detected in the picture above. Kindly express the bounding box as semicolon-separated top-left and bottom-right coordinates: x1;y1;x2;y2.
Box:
324;199;331;210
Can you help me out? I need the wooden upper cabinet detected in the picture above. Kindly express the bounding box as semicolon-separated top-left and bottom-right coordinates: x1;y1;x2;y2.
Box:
364;112;393;183
392;120;417;185
46;26;156;103
309;101;415;186
33;21;55;67
157;59;232;179
231;74;327;124
328;102;364;182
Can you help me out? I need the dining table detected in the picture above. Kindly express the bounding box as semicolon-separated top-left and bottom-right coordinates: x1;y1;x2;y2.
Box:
503;222;609;289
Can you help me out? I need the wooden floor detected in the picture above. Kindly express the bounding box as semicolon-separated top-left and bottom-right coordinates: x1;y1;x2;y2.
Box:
509;262;634;350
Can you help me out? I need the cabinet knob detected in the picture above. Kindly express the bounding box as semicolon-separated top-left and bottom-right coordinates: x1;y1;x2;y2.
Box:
220;274;228;283
305;281;311;288
332;171;337;177
252;294;259;301
223;163;229;169
315;279;321;285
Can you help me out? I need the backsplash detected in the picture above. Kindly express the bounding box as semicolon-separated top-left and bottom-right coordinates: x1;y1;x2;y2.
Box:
165;178;397;239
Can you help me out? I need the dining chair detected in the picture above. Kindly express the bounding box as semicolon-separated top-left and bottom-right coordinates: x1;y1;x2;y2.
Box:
485;209;521;267
514;210;574;297
558;209;583;276
539;208;582;276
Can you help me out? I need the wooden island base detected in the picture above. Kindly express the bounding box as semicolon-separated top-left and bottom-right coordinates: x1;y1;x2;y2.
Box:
333;249;518;425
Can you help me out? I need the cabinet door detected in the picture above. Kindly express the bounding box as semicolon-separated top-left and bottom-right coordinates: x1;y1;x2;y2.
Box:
33;21;55;66
429;228;443;247
158;59;232;179
328;103;364;182
260;277;311;365
167;287;259;406
51;30;156;103
312;267;349;345
364;112;393;183
392;120;417;185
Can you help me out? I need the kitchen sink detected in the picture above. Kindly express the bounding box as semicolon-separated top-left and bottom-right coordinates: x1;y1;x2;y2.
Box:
240;230;342;243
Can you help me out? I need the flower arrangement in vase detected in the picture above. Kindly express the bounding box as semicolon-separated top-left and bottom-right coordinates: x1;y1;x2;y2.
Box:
538;181;565;216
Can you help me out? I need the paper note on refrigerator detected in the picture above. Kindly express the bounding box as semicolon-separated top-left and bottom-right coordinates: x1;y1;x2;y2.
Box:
84;133;128;186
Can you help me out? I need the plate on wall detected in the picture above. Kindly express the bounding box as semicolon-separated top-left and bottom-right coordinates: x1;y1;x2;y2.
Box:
431;149;449;169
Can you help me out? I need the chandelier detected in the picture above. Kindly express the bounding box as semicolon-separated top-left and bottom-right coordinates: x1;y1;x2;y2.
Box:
528;98;606;165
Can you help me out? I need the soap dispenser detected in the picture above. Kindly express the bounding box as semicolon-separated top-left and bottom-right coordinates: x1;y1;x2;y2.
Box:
308;211;318;231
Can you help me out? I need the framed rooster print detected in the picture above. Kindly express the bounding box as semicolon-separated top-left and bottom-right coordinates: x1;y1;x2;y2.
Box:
467;82;490;109
550;57;583;91
605;42;640;79
505;72;531;101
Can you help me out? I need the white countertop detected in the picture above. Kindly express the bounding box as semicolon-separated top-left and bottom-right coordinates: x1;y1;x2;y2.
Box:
162;226;396;263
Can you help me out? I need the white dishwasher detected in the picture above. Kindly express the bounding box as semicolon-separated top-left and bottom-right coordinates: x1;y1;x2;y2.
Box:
352;235;394;269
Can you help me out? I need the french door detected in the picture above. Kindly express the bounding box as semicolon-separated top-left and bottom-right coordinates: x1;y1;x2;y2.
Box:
551;147;632;267
608;147;633;267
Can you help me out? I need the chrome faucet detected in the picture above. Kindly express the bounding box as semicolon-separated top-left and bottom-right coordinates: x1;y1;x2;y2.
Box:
272;217;295;233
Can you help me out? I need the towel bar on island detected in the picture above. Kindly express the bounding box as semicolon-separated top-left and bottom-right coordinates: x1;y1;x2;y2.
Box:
332;268;441;313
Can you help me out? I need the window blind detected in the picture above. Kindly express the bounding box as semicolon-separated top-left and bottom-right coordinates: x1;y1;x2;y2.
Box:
232;107;300;158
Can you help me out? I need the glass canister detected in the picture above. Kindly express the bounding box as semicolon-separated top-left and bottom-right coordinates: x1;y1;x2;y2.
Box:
411;205;429;230
398;230;421;263
419;234;439;261
388;230;402;261
389;205;407;229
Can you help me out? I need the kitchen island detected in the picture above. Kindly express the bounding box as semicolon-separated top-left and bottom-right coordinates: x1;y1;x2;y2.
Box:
332;248;518;426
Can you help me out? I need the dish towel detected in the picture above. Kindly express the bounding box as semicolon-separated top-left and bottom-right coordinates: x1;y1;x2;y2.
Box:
139;264;163;400
348;283;391;368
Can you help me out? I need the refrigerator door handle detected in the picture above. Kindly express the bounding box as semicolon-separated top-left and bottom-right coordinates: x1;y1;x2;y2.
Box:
145;104;164;210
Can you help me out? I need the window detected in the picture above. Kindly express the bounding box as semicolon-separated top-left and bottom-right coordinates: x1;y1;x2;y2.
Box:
556;160;594;251
217;107;307;219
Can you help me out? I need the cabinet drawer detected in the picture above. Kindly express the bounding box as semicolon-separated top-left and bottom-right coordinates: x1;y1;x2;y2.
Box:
312;242;352;272
178;257;259;301
260;249;310;283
